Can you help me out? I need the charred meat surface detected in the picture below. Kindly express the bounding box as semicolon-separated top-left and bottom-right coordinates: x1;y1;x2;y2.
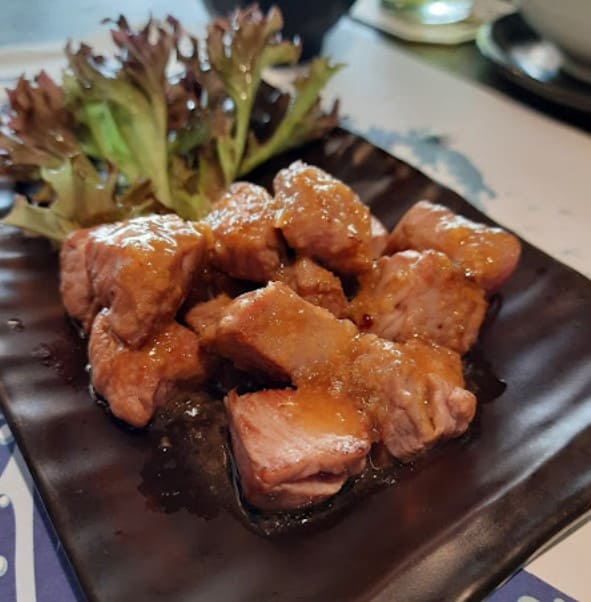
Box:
350;335;476;461
89;310;212;428
225;388;370;510
86;214;209;348
204;182;285;282
349;250;487;354
205;281;357;385
276;257;348;318
274;161;372;274
386;200;521;293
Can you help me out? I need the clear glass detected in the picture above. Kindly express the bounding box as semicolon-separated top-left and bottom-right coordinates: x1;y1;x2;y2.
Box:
382;0;473;25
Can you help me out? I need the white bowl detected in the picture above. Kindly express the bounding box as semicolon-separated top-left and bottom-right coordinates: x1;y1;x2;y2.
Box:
520;0;591;83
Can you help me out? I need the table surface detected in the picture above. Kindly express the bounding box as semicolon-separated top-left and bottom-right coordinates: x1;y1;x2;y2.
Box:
0;1;590;601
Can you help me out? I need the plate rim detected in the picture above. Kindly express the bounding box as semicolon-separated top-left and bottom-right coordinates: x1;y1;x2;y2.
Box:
476;12;591;113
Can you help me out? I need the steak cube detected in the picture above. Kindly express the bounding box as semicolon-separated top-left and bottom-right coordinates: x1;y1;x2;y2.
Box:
386;200;521;293
206;281;357;384
225;387;370;510
274;161;372;274
85;214;209;348
204;182;285;282
349;250;487;354
89;311;211;427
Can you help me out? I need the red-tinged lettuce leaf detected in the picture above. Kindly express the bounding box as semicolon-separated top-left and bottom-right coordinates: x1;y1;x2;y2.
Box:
166;38;230;160
64;16;176;210
1;7;343;242
0;72;80;176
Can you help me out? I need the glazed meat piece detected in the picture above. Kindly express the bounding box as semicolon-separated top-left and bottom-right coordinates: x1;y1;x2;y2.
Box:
274;161;372;274
89;311;211;427
350;335;476;461
205;281;357;384
59;227;98;332
386;200;521;293
370;215;389;258
204;182;285;282
276;257;348;318
183;294;232;337
349;250;487;354
225;387;370;510
207;282;476;465
86;214;209;348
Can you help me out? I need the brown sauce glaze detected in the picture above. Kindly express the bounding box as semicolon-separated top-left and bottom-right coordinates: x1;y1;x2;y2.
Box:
37;313;505;538
138;339;505;538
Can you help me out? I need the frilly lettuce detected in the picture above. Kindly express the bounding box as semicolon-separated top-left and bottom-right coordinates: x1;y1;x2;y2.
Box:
0;6;341;242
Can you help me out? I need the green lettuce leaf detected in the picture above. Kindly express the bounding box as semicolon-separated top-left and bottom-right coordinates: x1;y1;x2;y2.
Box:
206;6;301;184
0;7;343;242
239;58;342;176
64;17;175;210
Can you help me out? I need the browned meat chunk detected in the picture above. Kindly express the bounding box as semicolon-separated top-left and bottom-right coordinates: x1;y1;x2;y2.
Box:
86;214;209;348
89;311;211;427
183;294;232;337
59;227;98;332
349;250;487;354
276;257;348;318
386;200;521;293
225;387;370;510
274;161;372;274
207;281;476;464
370;215;388;258
350;335;476;461
204;182;285;282
206;281;357;384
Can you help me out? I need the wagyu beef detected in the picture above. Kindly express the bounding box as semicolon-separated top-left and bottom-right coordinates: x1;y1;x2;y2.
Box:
350;335;476;461
386;200;521;293
89;311;210;427
205;281;357;384
204;182;285;282
349;250;487;354
84;214;209;347
274;161;372;274
225;387;370;510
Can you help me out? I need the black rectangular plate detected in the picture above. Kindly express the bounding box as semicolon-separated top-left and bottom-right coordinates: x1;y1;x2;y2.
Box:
1;128;590;602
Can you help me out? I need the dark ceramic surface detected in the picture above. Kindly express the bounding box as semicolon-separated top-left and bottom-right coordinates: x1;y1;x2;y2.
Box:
477;12;591;113
1;129;591;601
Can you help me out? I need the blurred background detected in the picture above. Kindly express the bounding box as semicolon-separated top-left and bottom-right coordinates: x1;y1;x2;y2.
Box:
1;0;589;131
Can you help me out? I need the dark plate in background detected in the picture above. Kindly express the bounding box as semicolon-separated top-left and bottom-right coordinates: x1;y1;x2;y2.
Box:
477;12;591;113
0;128;591;602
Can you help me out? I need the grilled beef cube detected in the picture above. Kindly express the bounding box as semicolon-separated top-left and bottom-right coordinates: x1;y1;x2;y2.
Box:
204;182;286;282
350;335;476;461
225;387;370;510
274;161;372;274
276;257;348;318
205;281;357;384
85;214;209;348
349;250;487;354
59;227;98;332
89;311;212;428
386;200;521;293
207;281;476;463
